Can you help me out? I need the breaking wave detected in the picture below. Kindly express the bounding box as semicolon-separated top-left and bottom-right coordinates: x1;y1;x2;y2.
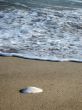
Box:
0;1;82;62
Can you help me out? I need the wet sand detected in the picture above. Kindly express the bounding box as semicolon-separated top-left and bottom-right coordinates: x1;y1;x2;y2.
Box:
0;57;82;110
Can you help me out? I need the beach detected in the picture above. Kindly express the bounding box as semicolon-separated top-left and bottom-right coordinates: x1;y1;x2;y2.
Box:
0;0;82;110
0;57;82;110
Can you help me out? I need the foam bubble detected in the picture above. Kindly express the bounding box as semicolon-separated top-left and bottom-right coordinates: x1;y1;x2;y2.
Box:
0;7;82;61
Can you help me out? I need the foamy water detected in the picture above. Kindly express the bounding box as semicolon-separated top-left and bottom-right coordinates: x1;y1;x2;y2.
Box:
0;2;82;62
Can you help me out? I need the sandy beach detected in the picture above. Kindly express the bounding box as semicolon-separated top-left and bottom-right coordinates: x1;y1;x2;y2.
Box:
0;57;82;110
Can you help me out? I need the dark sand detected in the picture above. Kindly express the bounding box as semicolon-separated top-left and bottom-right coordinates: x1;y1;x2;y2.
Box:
0;57;82;110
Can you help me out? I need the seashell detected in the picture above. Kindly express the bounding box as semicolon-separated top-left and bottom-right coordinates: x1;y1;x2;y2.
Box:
19;86;43;94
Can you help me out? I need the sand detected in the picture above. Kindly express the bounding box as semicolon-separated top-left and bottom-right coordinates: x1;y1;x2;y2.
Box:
0;57;82;110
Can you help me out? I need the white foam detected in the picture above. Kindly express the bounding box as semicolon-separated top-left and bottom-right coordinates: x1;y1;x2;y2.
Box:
69;0;82;3
0;7;82;62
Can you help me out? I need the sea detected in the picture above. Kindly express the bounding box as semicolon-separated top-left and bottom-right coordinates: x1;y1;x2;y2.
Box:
0;0;82;62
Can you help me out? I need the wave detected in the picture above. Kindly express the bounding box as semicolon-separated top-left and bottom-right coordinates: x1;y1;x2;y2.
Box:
0;52;82;62
0;0;82;9
0;2;82;62
69;0;82;3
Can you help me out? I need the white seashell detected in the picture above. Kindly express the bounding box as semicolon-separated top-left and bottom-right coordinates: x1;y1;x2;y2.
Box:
19;86;43;94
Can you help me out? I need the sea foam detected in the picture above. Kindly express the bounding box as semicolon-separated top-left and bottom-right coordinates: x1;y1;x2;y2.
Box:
0;7;82;62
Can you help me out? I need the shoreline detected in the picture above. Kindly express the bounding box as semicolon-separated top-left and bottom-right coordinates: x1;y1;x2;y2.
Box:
0;57;82;110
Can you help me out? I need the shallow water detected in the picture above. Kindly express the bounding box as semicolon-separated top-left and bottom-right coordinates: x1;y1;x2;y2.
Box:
0;1;82;62
1;0;82;8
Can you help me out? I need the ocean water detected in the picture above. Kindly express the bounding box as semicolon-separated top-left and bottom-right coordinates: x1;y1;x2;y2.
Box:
0;0;82;62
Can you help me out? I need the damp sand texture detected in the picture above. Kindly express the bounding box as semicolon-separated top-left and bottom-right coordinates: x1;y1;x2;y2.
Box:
0;57;82;110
